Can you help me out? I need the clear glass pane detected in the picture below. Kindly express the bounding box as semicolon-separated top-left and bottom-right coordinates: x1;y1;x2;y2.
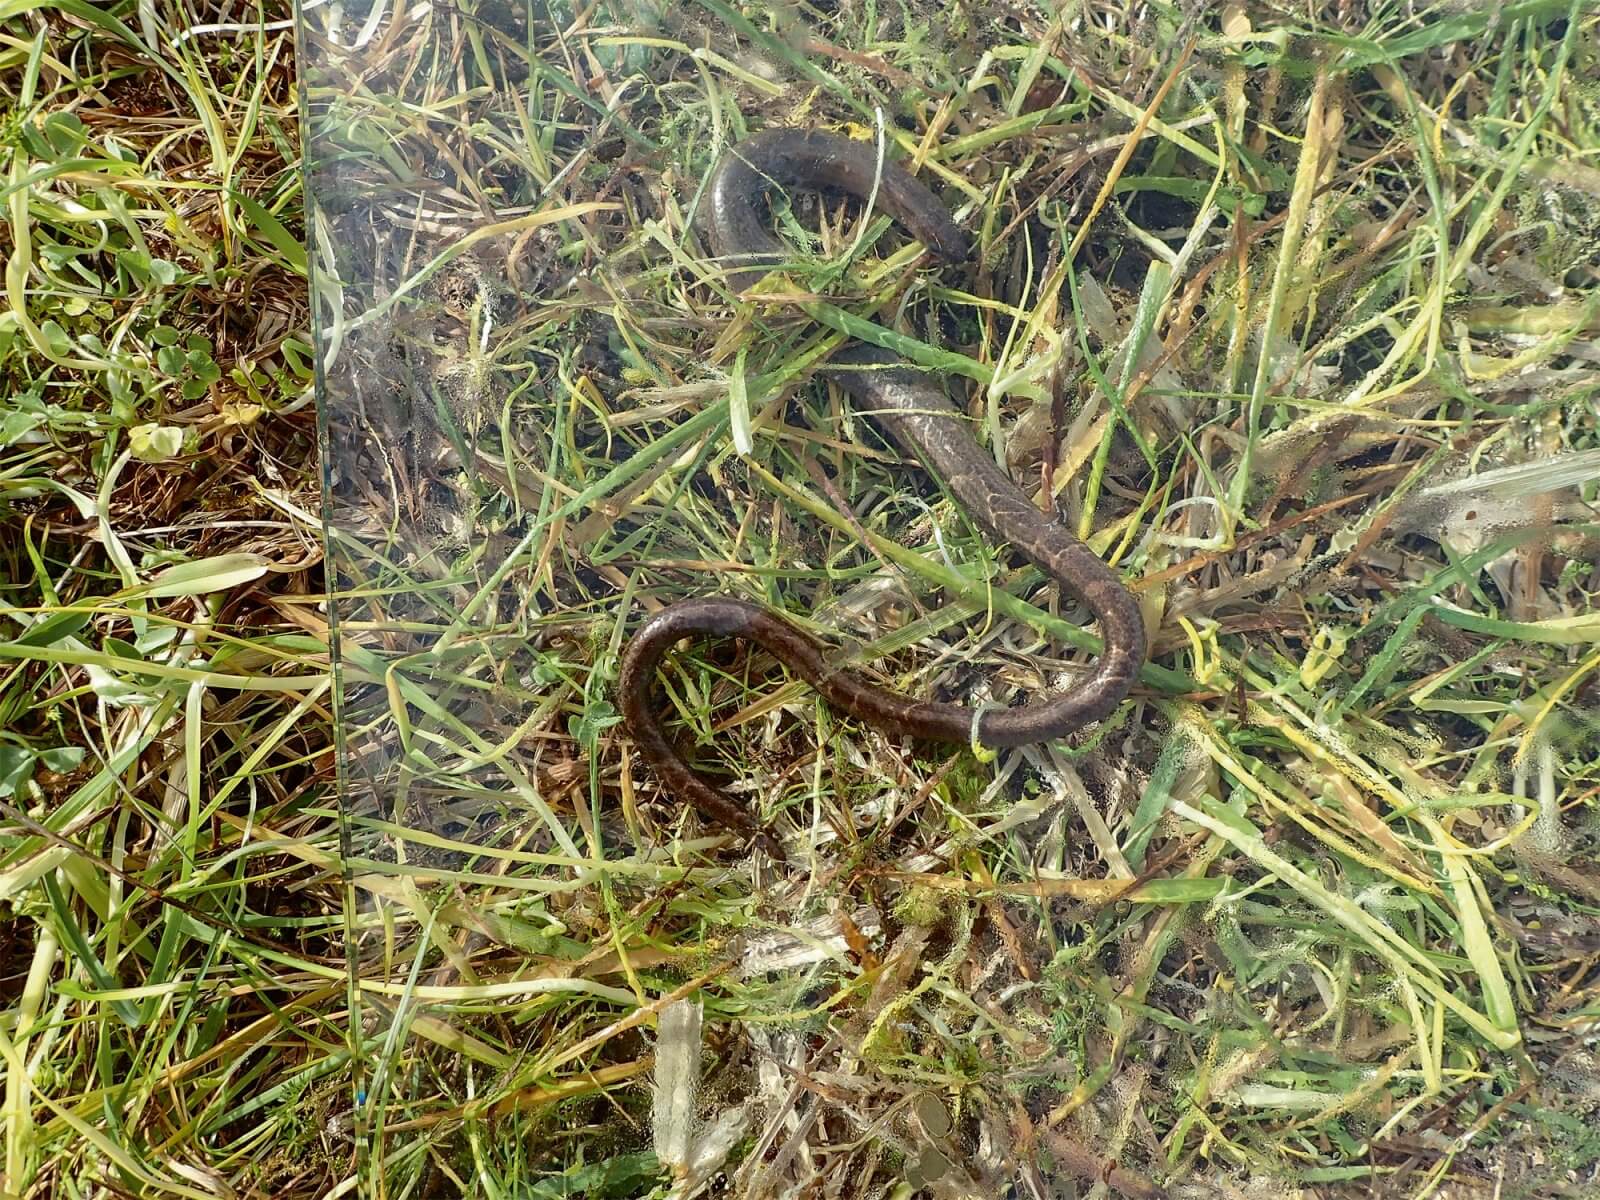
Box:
302;2;1203;1196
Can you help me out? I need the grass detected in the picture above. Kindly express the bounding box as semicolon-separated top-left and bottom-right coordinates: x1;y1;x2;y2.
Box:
2;0;1599;1197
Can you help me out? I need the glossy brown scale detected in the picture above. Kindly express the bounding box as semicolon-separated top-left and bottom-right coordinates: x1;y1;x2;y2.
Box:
618;129;1147;859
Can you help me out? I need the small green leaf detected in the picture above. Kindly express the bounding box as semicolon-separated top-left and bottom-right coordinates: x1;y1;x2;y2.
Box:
132;623;180;656
0;745;34;798
40;243;84;271
569;701;622;751
117;247;153;283
40;112;88;155
129;423;184;462
228;188;307;274
103;636;141;659
12;608;92;648
39;320;72;357
37;747;84;773
135;552;273;600
729;345;752;456
0;407;46;446
20;124;51;159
